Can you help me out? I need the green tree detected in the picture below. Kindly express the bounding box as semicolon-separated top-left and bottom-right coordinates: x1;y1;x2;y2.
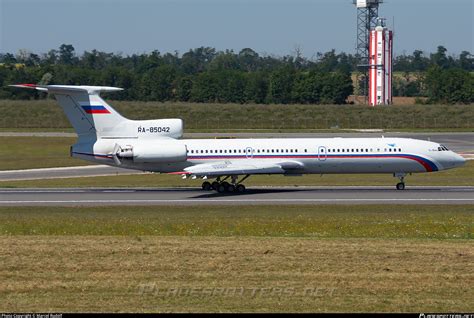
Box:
139;64;177;101
58;44;76;65
269;66;295;104
425;66;473;104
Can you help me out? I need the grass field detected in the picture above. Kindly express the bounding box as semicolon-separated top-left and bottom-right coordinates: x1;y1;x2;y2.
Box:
1;205;473;312
0;136;87;170
0;99;473;131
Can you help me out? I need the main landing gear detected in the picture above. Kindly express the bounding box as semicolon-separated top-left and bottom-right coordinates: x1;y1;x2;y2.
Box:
201;175;250;193
394;173;406;190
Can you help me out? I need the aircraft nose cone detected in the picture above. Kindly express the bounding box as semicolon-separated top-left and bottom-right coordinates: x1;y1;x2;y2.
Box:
455;154;467;167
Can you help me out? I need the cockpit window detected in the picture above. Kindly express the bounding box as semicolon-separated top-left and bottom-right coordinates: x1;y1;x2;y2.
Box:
438;145;449;151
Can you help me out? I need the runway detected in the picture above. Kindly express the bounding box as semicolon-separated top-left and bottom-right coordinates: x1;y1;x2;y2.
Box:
1;186;473;206
0;165;144;181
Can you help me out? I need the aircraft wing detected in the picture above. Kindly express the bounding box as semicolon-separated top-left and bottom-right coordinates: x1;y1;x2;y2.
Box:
180;160;304;177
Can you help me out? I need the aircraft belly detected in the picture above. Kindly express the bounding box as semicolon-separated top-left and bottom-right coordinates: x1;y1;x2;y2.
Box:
314;157;426;173
157;156;428;175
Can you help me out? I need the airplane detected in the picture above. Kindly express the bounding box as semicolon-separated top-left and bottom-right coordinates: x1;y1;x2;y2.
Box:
10;84;466;192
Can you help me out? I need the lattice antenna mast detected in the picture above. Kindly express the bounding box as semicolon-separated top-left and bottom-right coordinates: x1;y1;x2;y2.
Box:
353;0;383;100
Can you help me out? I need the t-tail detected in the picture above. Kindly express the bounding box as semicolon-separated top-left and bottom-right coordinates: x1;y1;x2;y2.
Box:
9;84;183;141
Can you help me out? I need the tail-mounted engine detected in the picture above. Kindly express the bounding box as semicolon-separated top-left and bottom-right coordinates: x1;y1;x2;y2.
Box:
111;142;187;165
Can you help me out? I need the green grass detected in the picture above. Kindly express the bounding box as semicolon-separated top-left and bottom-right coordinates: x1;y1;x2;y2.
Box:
1;99;473;131
0;136;87;170
0;205;472;238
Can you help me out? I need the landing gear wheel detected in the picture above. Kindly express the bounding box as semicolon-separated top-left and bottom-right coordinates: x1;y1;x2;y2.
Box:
221;181;230;189
202;181;212;191
211;181;220;190
396;182;405;190
236;184;246;193
217;184;227;193
227;184;236;193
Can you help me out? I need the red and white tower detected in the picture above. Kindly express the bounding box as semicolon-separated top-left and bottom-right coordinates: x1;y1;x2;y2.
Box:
368;20;393;106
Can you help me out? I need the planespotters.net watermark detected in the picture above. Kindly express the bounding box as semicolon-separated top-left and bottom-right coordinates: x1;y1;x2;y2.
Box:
137;283;337;298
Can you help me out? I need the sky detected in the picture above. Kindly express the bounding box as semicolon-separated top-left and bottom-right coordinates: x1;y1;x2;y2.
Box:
0;0;472;58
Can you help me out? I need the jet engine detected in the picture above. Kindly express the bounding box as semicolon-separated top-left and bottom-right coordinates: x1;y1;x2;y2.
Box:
112;142;187;165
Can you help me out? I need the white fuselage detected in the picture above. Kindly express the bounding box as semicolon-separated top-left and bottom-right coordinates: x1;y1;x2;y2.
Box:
73;137;466;176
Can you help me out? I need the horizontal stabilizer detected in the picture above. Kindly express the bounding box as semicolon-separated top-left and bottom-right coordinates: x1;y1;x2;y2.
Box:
9;84;123;94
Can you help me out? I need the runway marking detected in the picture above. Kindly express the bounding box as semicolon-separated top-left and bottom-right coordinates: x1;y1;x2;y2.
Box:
1;198;473;204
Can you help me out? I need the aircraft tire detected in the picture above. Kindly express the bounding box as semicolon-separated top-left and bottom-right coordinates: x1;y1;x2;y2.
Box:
211;181;220;190
217;184;227;193
227;184;236;193
236;184;246;193
202;181;212;191
396;182;405;190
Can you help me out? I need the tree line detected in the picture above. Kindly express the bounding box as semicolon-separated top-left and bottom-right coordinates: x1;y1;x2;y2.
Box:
0;44;472;104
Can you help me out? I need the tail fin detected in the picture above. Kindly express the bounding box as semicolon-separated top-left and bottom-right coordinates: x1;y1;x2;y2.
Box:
10;84;126;139
10;84;184;140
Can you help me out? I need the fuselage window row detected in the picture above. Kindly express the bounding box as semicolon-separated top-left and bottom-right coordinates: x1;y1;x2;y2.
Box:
187;148;403;154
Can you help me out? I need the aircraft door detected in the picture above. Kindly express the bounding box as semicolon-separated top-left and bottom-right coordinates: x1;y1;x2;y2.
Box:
245;147;254;159
318;146;327;161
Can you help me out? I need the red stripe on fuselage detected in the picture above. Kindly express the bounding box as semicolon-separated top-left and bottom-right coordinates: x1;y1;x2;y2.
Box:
187;154;435;172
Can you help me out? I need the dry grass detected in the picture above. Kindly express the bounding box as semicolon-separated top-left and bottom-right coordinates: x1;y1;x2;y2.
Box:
1;205;472;312
1;236;472;312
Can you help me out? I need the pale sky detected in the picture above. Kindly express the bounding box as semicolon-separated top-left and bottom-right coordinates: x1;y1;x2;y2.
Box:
0;0;472;57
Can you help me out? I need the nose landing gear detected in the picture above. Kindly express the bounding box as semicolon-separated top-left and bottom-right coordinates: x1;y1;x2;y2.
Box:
394;173;406;190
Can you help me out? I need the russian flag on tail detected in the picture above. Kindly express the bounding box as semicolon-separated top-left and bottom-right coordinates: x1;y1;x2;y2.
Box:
81;104;110;114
